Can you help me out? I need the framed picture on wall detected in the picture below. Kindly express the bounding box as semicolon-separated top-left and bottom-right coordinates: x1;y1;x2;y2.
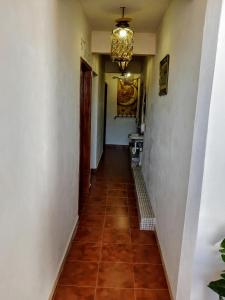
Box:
159;55;170;96
117;78;138;117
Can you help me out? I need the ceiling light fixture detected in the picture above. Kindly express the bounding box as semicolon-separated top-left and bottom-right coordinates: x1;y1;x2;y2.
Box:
111;7;134;74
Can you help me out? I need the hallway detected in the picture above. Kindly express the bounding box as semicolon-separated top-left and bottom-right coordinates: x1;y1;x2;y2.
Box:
54;147;170;300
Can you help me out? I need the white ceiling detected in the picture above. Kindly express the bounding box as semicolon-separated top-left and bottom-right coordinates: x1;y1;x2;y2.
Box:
80;0;171;32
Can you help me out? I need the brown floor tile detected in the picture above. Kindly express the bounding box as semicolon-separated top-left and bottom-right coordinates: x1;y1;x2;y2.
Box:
59;262;98;286
135;289;170;300
67;242;101;262
79;214;105;228
90;186;107;193
81;204;106;215
101;244;133;263
55;148;168;299
93;176;108;182
104;216;130;229
132;245;162;264
127;186;135;191
128;207;138;217
92;183;108;190
91;185;108;191
98;263;134;288
131;229;157;245
83;196;107;206
106;197;128;206
127;198;137;207
80;196;89;203
128;191;136;197
96;288;135;300
103;228;131;244
74;227;103;243
129;216;139;229
106;206;129;216
107;190;128;197
134;264;167;289
107;183;127;190
89;191;107;198
54;286;95;300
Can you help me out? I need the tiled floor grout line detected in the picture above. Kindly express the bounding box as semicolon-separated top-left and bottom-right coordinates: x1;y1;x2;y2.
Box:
129;179;137;300
94;207;106;300
67;259;162;265
129;218;137;300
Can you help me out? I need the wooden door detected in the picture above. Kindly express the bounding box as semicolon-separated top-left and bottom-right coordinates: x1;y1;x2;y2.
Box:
79;59;92;213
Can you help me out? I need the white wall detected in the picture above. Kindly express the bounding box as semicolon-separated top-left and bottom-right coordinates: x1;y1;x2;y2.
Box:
176;1;223;299
91;31;156;55
142;56;154;185
105;73;138;145
91;54;105;169
0;0;91;299
142;0;208;297
189;1;224;299
91;73;99;168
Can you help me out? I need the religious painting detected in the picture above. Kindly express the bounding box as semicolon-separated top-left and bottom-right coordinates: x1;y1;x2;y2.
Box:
117;79;138;117
159;55;170;96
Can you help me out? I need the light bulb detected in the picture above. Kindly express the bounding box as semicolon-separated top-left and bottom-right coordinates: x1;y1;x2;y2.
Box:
119;29;127;38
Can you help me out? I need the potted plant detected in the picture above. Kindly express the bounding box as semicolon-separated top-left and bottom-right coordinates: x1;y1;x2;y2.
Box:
208;238;225;300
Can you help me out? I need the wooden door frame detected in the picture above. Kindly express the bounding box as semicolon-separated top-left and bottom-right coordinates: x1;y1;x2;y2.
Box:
79;58;92;213
103;83;108;147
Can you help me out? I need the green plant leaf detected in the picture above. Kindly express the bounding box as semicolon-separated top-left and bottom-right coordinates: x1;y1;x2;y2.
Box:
222;255;225;262
220;249;225;253
221;239;225;249
221;273;225;280
208;279;225;296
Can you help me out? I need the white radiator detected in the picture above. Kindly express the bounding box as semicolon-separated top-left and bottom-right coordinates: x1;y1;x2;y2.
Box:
132;166;156;231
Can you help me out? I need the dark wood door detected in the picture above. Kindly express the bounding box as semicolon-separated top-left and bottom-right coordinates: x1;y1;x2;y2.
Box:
79;59;92;213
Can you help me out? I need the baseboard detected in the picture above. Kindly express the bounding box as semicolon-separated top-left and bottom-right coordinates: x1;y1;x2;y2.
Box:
48;215;79;300
155;230;175;300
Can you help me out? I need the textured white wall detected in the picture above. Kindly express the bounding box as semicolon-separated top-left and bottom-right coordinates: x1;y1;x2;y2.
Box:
105;73;138;146
176;1;223;299
0;0;91;299
189;1;225;299
142;0;208;297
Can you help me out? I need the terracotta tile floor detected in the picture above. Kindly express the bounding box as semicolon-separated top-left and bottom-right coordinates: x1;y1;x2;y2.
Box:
54;147;170;300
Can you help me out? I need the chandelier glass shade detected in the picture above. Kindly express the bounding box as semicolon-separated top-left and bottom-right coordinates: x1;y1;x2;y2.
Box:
111;7;134;73
117;60;130;73
111;27;134;62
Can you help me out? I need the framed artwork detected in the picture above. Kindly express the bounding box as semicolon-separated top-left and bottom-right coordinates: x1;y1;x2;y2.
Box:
159;55;170;96
117;78;138;117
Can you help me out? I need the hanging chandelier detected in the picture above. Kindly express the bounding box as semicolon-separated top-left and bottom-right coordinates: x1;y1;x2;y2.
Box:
111;7;134;73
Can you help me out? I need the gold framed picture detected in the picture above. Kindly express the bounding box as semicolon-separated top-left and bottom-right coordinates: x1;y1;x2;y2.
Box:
117;79;138;117
159;55;170;96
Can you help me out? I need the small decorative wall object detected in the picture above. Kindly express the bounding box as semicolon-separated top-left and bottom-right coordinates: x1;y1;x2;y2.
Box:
117;78;138;117
159;55;170;96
